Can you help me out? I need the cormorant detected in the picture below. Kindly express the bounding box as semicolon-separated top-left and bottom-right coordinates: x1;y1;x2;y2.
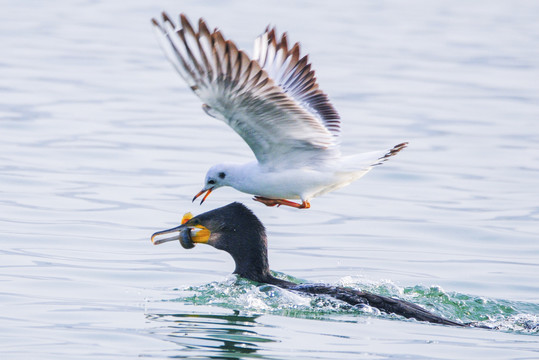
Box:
151;202;465;327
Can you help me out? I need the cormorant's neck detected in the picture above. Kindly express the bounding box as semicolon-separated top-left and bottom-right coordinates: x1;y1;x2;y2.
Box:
233;256;294;287
228;234;294;287
230;239;272;282
208;202;296;288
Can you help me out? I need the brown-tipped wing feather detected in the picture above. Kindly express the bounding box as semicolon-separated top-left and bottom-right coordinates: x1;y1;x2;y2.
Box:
152;13;341;169
253;27;341;138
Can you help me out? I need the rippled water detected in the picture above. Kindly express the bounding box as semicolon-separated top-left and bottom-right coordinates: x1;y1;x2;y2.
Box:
1;0;538;358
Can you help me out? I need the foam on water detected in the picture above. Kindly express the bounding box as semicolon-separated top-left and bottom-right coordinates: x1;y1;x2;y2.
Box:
166;275;539;335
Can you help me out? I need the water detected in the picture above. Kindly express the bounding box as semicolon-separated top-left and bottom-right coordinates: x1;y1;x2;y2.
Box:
1;0;538;358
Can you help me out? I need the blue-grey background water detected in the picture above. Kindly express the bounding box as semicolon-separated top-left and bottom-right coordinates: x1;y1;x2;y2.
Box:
1;0;538;358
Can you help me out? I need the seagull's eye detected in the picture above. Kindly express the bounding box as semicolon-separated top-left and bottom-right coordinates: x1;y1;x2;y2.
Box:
208;179;216;185
218;172;226;179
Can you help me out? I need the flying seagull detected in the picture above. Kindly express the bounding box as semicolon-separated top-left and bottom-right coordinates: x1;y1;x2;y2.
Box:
152;13;407;209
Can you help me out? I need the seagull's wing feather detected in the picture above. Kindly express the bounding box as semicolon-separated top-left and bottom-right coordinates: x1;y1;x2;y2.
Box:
253;27;341;139
152;13;340;168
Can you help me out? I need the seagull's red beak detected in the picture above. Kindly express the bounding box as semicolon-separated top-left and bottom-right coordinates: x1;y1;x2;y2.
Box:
192;187;214;204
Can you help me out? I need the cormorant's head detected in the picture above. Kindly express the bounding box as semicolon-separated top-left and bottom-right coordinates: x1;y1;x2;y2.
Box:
151;203;270;279
192;164;231;205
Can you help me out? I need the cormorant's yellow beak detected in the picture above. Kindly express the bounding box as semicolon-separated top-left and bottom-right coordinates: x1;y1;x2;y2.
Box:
192;187;214;204
151;212;210;247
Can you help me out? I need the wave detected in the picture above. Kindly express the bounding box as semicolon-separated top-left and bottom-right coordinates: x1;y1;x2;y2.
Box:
167;274;539;334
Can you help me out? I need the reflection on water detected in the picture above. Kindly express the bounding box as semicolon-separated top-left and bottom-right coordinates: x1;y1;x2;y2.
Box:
142;276;539;358
147;312;274;357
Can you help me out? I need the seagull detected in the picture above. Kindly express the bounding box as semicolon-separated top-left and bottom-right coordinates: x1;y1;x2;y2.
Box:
152;13;407;209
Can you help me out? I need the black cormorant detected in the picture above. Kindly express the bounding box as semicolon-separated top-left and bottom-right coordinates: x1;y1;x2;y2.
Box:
151;202;465;327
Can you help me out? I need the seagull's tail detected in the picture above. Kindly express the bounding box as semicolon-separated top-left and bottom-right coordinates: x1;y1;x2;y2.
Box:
339;142;408;173
372;142;408;166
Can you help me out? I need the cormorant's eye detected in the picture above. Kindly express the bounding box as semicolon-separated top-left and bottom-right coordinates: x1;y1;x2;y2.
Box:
218;172;226;179
208;179;216;185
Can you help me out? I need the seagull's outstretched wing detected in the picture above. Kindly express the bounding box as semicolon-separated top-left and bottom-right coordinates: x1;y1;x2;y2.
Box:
152;13;341;168
253;27;340;140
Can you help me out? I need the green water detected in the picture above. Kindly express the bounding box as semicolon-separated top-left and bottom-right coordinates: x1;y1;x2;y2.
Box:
168;275;539;334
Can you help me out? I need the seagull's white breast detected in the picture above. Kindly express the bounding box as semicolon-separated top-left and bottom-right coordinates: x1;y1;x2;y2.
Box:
227;162;365;200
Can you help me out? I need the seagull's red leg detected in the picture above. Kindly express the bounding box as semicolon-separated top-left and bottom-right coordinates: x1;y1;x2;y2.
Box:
253;196;311;209
252;197;279;207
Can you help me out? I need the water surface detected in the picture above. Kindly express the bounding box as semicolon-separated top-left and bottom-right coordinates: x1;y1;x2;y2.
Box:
1;0;539;358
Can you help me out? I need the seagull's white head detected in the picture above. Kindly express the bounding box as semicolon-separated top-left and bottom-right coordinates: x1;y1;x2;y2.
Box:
192;163;235;204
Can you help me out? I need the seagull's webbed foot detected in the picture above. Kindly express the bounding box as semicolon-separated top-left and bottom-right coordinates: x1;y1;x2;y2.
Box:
253;196;311;209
